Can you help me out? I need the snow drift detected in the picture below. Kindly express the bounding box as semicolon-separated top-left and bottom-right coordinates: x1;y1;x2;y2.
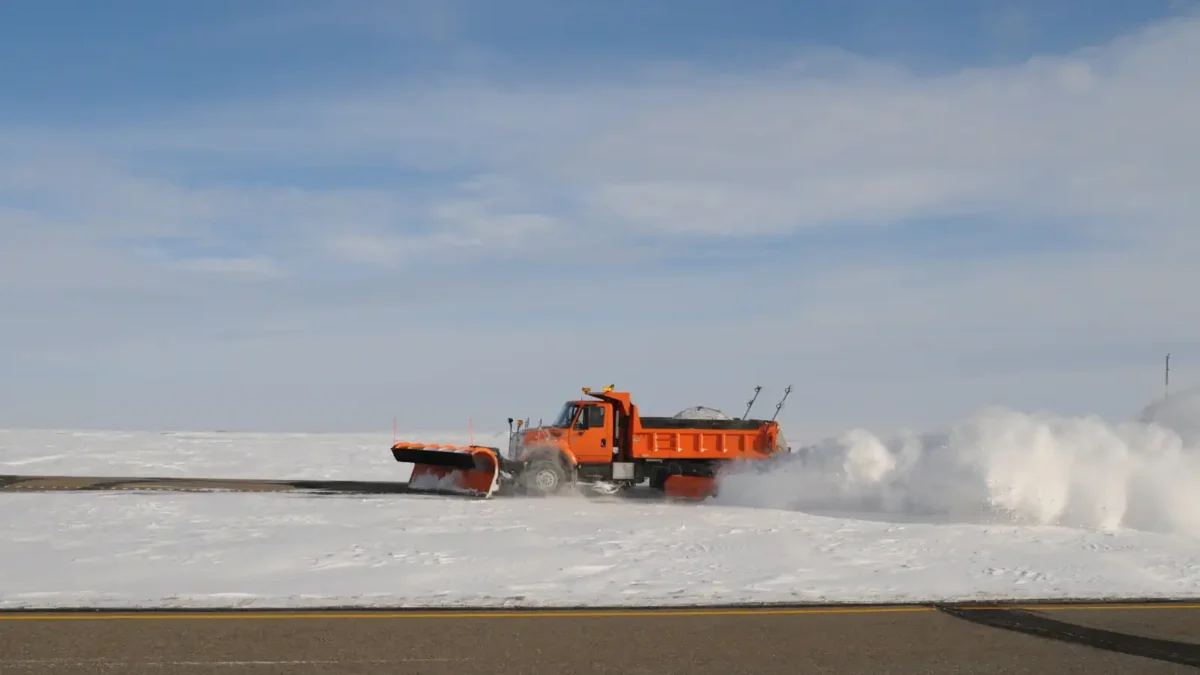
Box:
714;388;1200;538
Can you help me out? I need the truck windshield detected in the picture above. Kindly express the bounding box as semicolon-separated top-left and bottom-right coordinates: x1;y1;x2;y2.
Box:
551;403;580;428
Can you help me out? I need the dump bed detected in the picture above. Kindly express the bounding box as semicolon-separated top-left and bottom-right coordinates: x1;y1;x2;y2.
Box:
630;416;780;461
638;417;764;431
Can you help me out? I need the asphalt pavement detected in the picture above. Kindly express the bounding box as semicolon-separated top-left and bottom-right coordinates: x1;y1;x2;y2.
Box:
0;473;417;496
2;603;1198;674
0;472;668;499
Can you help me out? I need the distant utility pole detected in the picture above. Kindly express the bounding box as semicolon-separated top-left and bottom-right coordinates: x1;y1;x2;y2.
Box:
1165;353;1171;401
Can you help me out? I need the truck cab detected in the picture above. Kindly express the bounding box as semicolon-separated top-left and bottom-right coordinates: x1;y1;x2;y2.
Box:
506;390;635;492
546;398;616;464
509;398;619;465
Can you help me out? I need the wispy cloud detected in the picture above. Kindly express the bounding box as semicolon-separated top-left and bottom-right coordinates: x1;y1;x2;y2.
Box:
167;256;284;279
1;7;1197;433
33;12;1195;244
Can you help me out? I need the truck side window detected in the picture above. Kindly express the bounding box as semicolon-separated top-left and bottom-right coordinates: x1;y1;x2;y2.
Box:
586;405;605;429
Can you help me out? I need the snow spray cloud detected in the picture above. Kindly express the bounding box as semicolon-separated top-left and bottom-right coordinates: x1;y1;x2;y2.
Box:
713;388;1200;538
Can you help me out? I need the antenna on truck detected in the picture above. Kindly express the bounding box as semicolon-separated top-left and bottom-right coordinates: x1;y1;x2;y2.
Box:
741;385;762;419
770;385;792;422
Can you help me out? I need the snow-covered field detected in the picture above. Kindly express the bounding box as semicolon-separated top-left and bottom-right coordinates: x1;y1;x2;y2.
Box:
2;390;1199;609
0;427;511;483
4;489;1197;610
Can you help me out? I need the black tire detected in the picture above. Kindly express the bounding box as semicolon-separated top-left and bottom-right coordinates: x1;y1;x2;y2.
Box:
522;458;568;496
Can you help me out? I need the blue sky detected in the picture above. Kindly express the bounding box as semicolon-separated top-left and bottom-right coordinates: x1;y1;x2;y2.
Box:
1;0;1198;437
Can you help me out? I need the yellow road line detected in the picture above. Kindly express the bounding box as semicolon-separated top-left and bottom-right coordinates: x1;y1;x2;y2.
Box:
0;606;933;621
1;603;1197;621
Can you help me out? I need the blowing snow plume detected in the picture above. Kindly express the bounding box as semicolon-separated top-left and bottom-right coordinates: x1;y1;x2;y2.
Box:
713;388;1200;538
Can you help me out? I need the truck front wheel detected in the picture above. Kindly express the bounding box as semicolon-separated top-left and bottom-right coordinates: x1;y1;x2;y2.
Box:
522;458;568;496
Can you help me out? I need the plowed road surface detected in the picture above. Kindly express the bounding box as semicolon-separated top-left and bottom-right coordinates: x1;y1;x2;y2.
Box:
2;604;1199;674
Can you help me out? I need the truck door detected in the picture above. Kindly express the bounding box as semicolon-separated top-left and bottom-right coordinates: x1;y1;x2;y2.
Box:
569;403;613;464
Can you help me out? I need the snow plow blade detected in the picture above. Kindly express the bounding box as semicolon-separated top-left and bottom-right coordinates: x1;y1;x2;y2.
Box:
391;443;501;497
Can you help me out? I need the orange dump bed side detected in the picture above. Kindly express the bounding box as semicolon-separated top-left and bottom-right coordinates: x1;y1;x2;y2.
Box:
627;409;780;461
629;428;776;460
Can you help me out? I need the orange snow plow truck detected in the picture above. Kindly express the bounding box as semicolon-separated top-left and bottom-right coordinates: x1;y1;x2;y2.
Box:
390;385;790;500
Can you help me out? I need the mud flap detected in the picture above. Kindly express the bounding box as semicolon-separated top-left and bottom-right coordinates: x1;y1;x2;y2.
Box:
662;474;717;500
391;443;501;497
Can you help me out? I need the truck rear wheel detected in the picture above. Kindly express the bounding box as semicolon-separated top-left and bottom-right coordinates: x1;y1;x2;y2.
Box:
522;458;567;496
